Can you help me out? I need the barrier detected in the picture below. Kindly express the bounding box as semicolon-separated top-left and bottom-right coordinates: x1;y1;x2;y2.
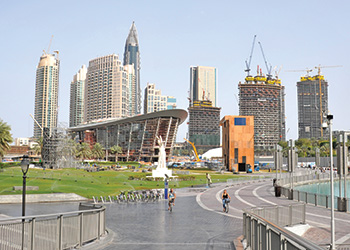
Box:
243;204;323;250
0;203;105;250
277;173;349;211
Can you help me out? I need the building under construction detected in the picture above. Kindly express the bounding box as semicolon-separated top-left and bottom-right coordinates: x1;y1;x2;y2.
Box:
188;100;221;152
297;74;329;139
239;70;286;152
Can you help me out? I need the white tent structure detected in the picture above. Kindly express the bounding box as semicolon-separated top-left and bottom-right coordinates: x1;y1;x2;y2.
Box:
202;147;222;160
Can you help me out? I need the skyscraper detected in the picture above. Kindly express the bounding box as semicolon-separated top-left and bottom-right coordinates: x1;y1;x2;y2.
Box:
33;52;60;138
144;83;177;114
123;21;141;115
190;66;217;107
84;54;129;123
297;74;329;139
70;65;87;127
188;100;221;152
239;73;285;152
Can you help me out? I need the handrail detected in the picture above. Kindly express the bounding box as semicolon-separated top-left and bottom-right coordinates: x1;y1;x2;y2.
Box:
0;202;106;250
243;210;324;250
0;204;105;223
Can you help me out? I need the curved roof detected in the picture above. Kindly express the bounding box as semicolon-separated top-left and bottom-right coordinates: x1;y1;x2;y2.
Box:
68;109;188;132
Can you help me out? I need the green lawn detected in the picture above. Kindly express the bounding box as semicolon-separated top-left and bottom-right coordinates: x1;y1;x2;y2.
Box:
0;167;260;199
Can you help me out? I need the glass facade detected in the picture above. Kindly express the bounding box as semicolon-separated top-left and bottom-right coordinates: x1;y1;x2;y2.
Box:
70;110;187;162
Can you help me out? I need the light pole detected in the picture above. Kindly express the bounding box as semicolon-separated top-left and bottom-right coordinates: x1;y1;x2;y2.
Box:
324;114;335;250
21;155;29;250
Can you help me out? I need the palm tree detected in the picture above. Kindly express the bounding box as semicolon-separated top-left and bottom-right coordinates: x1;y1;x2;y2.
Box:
76;143;92;160
92;143;105;160
31;137;43;156
0;119;13;161
110;145;122;162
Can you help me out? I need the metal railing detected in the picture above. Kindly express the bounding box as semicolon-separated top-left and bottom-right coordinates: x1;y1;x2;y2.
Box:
277;172;331;187
243;204;323;250
0;203;105;250
249;203;306;227
278;173;349;211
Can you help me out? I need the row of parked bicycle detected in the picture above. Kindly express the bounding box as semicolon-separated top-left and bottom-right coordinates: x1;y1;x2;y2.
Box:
93;189;164;204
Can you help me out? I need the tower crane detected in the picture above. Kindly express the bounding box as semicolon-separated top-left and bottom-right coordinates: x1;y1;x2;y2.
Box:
286;65;342;138
245;35;256;76
43;35;54;55
258;41;272;79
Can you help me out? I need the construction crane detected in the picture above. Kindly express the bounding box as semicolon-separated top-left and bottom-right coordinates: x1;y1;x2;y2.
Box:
245;35;256;76
287;65;342;138
43;35;54;55
314;65;342;137
258;41;272;79
183;138;201;162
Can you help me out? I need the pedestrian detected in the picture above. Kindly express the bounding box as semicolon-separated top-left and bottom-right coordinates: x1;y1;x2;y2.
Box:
206;173;212;187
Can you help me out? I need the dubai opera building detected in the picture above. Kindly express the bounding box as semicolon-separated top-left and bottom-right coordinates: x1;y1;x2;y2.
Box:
68;109;187;162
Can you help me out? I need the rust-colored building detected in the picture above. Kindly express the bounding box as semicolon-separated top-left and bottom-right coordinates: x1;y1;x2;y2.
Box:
220;116;254;172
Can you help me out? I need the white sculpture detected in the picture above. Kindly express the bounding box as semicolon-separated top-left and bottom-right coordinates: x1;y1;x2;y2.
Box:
152;136;172;179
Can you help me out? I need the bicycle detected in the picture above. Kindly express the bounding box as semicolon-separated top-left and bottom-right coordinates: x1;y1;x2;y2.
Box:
168;198;175;212
223;199;230;213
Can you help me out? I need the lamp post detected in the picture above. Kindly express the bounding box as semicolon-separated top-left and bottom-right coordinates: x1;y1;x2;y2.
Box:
324;114;335;250
21;155;29;250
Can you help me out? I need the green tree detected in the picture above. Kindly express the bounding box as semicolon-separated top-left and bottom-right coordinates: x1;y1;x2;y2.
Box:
110;145;122;162
31;137;43;156
92;143;104;160
278;141;288;157
76;143;92;160
0;119;13;161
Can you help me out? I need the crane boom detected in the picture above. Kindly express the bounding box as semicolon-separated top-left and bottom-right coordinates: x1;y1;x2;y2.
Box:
184;138;200;162
30;114;43;131
245;35;256;76
47;35;54;54
258;41;272;77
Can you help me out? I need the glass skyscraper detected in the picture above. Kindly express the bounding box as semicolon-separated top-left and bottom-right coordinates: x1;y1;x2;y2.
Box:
69;65;87;127
123;21;141;115
33;52;60;138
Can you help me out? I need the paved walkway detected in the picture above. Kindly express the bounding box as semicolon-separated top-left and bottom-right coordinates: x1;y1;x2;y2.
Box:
1;175;350;249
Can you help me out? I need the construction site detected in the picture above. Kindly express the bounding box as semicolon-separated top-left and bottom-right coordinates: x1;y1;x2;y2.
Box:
295;65;341;140
239;36;286;153
188;100;221;152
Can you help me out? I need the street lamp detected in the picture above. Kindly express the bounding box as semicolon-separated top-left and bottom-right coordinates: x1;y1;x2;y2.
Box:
323;114;335;250
20;155;29;250
21;155;30;218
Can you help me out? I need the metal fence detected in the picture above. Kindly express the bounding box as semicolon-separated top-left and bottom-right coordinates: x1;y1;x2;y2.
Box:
249;203;306;227
0;203;105;250
278;173;349;211
243;204;323;250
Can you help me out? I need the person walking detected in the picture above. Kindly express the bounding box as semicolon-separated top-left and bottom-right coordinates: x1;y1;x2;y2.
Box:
206;173;212;187
168;188;176;211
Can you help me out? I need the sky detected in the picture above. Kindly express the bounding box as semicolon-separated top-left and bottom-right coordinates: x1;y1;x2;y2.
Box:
1;0;349;143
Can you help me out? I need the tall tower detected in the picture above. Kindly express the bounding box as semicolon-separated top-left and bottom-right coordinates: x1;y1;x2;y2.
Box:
297;75;328;139
70;65;87;127
33;52;60;138
190;66;217;107
123;21;141;115
84;54;129;123
239;73;286;152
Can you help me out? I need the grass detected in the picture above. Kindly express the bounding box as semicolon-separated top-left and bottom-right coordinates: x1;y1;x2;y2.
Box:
0;166;260;199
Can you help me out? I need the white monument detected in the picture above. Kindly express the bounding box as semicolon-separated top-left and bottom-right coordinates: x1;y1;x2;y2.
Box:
152;136;173;179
